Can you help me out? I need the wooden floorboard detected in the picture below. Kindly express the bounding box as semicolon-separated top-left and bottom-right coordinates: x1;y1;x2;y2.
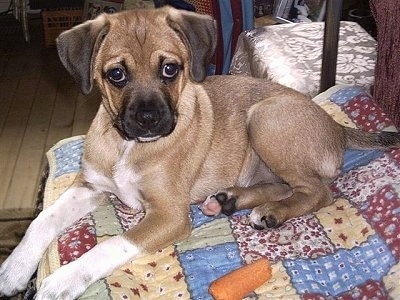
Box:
0;78;40;209
0;79;17;135
5;76;56;209
0;14;100;215
72;90;101;136
45;78;79;148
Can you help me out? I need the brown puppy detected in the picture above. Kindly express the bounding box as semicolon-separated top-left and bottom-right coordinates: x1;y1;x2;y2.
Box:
1;7;399;299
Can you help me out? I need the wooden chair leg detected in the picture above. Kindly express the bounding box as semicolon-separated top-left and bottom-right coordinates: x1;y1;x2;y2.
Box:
319;0;343;93
20;0;30;42
12;0;19;20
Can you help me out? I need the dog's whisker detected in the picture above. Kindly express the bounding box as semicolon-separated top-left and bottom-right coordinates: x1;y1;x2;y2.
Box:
108;101;119;117
178;113;193;123
101;101;118;122
100;125;113;137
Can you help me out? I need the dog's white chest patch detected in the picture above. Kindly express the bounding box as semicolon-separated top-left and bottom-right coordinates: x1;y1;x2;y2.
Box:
112;160;143;210
83;145;143;210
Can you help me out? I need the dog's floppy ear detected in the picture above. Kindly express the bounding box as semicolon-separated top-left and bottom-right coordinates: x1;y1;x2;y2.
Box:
56;15;110;95
167;8;217;82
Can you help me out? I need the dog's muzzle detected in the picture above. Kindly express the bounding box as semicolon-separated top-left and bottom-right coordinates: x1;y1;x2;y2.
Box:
114;93;176;142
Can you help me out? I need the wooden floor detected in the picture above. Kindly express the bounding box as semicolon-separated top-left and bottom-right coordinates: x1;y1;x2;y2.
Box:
0;14;100;217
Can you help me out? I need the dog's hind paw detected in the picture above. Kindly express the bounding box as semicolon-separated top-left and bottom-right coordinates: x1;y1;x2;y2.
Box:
200;191;237;216
213;192;237;215
249;206;283;230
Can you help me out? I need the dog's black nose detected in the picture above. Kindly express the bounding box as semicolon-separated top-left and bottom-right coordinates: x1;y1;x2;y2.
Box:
136;109;160;129
115;92;176;141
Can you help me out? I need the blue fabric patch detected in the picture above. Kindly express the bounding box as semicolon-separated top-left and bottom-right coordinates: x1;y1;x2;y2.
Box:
178;242;243;300
190;205;223;229
53;138;84;178
330;86;367;105
191;205;251;229
284;234;396;297
342;149;383;172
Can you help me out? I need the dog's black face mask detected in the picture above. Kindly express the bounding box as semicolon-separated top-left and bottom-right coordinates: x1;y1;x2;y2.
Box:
114;91;176;142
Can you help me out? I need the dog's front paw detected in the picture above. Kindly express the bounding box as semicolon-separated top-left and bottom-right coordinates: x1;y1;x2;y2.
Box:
0;254;35;296
1;250;58;298
36;265;89;300
201;191;237;216
249;204;285;230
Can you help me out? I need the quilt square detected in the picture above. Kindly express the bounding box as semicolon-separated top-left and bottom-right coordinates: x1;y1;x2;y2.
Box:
231;214;334;263
58;214;96;265
333;154;400;207
315;198;374;249
318;99;355;128
53;136;84;178
361;185;400;259
284;234;396;297
342;149;383;173
106;246;190;299
336;280;388;300
302;280;388;300
178;243;242;300
254;261;300;299
343;94;393;131
189;205;224;229
329;86;366;106
390;148;400;165
176;218;236;252
383;262;400;299
111;197;145;232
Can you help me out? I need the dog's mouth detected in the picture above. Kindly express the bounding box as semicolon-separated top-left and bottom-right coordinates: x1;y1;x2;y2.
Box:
136;135;162;143
113;118;177;142
113;98;177;142
113;121;171;142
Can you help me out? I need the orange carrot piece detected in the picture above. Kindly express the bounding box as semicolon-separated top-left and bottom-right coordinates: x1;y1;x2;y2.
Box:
209;258;272;300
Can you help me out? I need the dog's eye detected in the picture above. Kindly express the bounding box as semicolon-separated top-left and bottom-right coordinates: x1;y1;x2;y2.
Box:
162;63;179;80
107;68;127;87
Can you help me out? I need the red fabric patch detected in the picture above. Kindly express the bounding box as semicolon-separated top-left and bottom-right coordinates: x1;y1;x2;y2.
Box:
332;155;400;208
337;280;388;300
390;148;400;165
362;185;400;259
343;95;393;131
58;215;97;265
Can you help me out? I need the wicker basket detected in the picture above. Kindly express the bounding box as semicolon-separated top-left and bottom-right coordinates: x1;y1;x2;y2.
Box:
42;8;83;47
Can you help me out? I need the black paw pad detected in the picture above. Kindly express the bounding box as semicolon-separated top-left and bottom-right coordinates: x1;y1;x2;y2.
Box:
215;192;237;216
252;223;265;230
261;215;281;228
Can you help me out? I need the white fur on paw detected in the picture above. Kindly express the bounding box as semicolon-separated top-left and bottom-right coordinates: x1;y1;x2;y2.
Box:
249;207;281;229
35;236;142;299
0;254;36;296
249;209;264;228
35;265;89;300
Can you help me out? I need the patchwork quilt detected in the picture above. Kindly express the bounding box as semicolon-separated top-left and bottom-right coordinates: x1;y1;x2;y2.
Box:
36;85;400;299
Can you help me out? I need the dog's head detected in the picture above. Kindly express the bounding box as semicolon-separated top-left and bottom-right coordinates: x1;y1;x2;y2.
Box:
56;7;216;142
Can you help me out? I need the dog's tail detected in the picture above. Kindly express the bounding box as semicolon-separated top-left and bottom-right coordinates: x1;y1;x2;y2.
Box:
344;126;400;150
